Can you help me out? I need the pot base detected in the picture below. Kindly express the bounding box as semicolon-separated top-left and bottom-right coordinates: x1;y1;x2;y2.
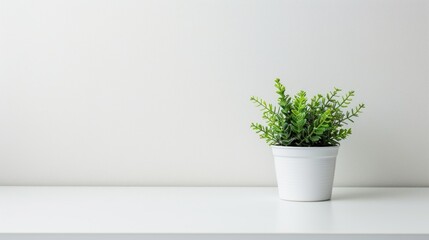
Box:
279;198;331;202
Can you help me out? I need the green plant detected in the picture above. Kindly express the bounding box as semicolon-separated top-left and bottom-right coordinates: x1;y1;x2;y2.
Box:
251;79;365;146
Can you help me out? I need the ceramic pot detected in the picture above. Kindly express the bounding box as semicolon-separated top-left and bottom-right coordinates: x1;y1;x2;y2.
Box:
272;145;339;201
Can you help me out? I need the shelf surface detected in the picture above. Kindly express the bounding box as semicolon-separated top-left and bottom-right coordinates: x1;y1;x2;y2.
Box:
0;187;428;235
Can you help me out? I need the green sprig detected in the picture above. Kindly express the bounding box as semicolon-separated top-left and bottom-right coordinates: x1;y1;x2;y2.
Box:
250;79;365;146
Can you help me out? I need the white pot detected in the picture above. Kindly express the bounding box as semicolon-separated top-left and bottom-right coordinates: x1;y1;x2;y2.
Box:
272;145;339;201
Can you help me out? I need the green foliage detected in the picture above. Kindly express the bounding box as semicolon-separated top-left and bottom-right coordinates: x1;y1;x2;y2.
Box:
251;78;365;146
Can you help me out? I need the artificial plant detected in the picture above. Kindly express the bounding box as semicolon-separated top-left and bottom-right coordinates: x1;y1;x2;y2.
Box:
251;79;365;146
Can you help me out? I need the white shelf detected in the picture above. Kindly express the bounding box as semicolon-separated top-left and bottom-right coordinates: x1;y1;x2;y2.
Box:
0;187;428;240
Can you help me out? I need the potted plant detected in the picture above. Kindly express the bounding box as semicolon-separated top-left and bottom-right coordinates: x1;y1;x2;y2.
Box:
251;79;365;201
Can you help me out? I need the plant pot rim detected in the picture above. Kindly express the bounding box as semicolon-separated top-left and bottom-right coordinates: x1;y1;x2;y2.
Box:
271;145;340;150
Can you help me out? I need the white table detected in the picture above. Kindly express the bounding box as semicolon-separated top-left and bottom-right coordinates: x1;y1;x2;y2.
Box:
0;187;428;240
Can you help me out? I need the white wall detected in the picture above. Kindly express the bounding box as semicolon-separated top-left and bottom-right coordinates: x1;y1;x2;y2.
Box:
0;0;428;186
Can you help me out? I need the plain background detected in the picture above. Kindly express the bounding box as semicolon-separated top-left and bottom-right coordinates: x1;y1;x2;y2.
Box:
0;0;428;186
